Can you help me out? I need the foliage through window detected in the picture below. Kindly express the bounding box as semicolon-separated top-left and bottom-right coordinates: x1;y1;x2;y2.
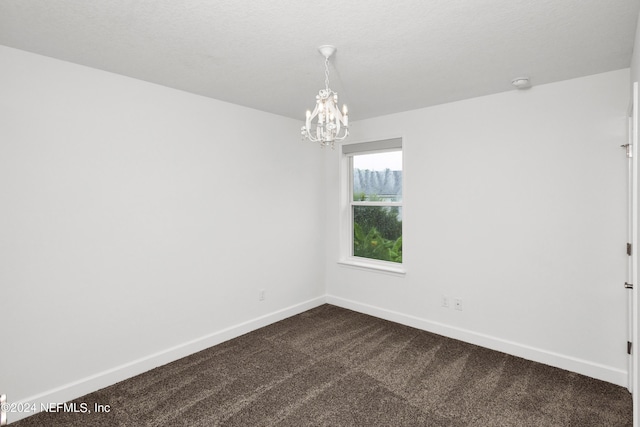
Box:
350;150;402;263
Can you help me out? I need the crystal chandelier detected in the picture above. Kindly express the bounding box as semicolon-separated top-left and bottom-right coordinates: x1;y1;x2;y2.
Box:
301;45;349;148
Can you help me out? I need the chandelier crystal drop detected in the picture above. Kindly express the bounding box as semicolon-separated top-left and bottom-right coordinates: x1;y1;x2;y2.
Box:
301;45;349;149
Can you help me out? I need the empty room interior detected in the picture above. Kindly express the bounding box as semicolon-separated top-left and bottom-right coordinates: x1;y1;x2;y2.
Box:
3;1;640;426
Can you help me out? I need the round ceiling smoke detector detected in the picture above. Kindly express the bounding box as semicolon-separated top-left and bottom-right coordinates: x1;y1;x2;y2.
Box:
512;77;531;90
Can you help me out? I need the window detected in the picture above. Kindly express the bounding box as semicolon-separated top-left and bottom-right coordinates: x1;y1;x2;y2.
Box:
341;138;403;272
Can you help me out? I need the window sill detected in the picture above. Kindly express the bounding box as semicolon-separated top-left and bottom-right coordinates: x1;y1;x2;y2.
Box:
338;257;406;276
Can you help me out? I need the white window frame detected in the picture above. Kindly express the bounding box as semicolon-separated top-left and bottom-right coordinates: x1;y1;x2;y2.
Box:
338;138;405;275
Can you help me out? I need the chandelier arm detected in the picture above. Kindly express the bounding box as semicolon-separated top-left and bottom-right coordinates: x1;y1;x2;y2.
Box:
335;129;349;142
307;103;320;127
306;103;321;142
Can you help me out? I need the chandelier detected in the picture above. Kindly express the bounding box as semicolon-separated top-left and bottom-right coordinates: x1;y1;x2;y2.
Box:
301;45;349;148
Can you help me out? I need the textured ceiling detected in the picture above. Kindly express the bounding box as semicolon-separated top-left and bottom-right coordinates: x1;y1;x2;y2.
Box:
0;1;639;121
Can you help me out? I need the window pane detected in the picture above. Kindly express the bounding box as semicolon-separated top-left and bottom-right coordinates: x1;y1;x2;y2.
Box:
353;151;402;202
353;206;402;263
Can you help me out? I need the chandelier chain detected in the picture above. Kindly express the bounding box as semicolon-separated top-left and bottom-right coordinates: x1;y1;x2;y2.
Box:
324;57;330;92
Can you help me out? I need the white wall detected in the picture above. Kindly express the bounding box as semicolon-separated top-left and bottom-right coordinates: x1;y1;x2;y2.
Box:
633;12;640;84
326;69;630;385
0;46;326;422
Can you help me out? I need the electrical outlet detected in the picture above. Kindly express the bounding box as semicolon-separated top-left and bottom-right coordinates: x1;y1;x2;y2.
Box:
259;289;265;301
441;295;450;308
454;298;463;311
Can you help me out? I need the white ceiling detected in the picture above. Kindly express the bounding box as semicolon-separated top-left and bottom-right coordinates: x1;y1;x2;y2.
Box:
1;1;639;121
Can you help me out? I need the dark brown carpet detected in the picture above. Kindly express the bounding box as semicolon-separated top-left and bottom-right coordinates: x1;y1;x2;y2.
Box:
13;304;632;426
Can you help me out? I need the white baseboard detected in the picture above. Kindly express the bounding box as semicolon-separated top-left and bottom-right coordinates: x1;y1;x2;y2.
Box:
326;295;628;388
7;296;326;424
